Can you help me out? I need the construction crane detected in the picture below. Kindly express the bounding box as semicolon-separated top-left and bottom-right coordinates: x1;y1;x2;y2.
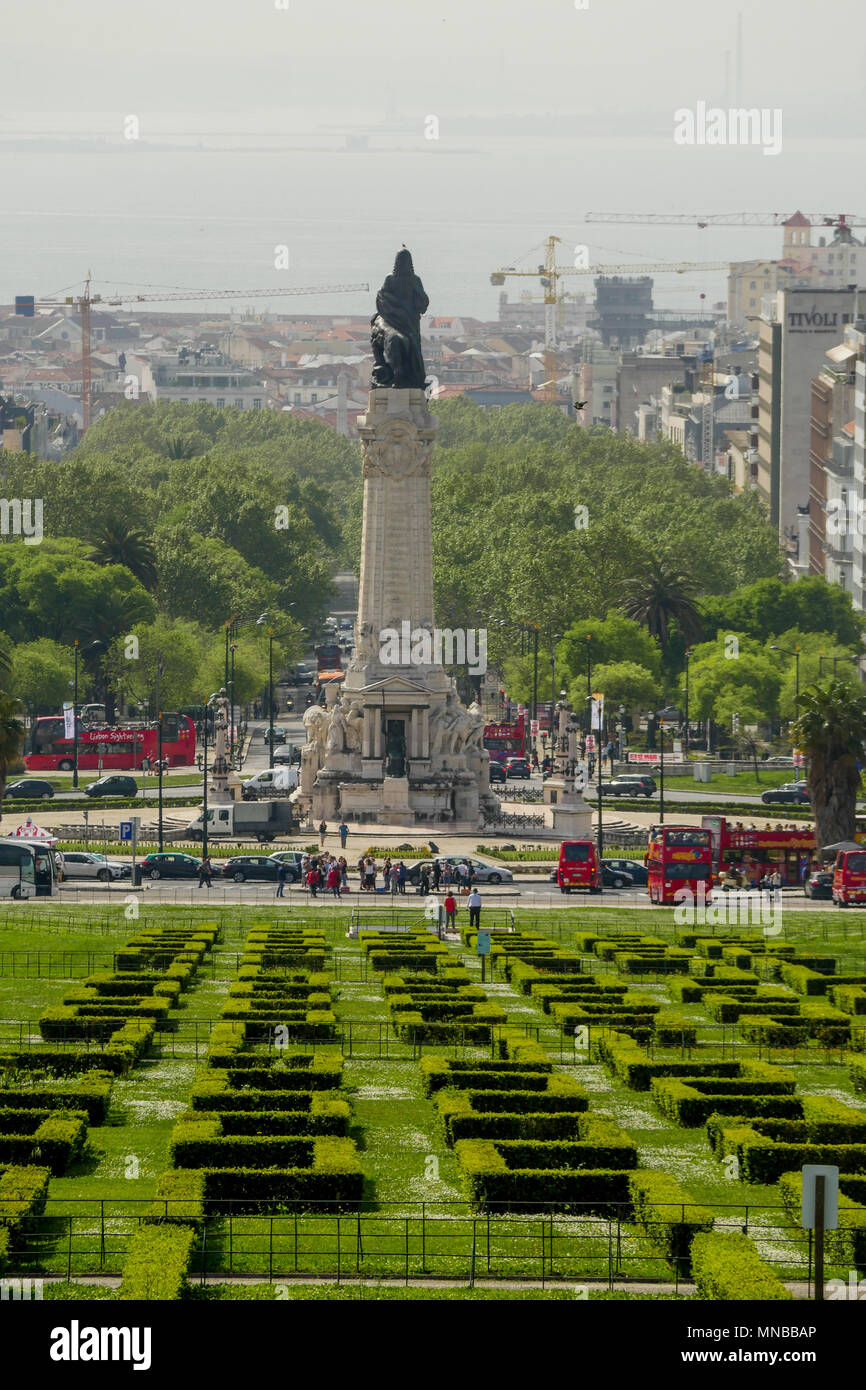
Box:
585;211;866;238
490;236;726;400
15;277;370;433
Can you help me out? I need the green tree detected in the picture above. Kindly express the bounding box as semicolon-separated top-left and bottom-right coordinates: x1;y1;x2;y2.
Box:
792;679;866;848
687;638;782;726
573;660;660;716
87;520;158;590
621;555;703;652
0;693;25;805
11;639;75;714
560;612;662;686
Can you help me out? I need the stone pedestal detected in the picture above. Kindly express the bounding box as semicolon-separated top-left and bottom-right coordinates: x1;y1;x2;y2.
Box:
297;388;497;830
543;775;593;839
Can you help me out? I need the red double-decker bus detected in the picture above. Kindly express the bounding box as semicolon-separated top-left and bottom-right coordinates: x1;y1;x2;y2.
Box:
483;716;526;763
701;816;815;888
646;825;713;905
25;714;196;773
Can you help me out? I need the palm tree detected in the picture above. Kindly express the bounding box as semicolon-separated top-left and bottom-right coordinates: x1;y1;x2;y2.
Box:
792;679;866;848
0;693;25;807
87;520;158;591
620;556;703;652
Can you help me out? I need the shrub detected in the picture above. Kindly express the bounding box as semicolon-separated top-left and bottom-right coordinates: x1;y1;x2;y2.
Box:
690;1231;793;1300
777;1170;866;1267
628;1171;714;1276
119;1224;195;1300
147;1170;206;1224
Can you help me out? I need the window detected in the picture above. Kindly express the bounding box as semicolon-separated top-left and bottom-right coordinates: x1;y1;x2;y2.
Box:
311;393;318;404
235;399;243;408
253;398;262;410
216;398;225;408
562;843;591;862
664;863;711;880
750;281;756;289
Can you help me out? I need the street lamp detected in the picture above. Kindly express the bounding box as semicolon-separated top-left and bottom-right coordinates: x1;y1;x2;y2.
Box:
586;696;604;865
654;714;666;824
618;703;626;761
683;648;693;757
229;642;238;760
154;653;165;853
201;693;218;861
71;638;104;789
550;634;561;714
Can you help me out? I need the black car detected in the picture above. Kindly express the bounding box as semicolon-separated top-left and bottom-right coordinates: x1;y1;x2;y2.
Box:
604;857;649;886
488;762;506;784
505;758;532;779
4;779;55;800
222;855;280;884
761;783;811;806
139;853;202;880
804;870;833;900
84;775;139;799
613;775;657;796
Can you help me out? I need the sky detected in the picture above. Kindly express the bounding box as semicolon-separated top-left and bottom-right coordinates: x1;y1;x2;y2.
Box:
1;0;864;316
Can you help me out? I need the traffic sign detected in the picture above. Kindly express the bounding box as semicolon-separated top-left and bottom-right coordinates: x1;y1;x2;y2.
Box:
801;1165;838;1229
476;931;490;956
530;719;539;735
119;822;133;843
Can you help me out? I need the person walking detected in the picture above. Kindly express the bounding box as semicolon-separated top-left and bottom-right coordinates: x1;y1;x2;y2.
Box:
419;863;431;895
276;860;288;898
357;854;367;889
389;863;400;895
339;855;349;890
364;857;376;892
441;862;453;887
443;891;457;931
432;858;442;890
197;856;212;889
327;862;342;899
467;887;482;928
318;819;327;849
338;820;349;850
306;863;321;898
398;861;407;895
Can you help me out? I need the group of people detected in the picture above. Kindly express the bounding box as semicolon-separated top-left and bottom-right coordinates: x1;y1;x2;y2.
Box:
284;851;349;899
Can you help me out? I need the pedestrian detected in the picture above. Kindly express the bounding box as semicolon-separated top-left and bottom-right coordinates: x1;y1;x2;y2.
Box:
383;856;392;883
467;887;482;928
443;891;457;931
197;856;211;889
306;864;321;898
318;819;327;848
276;860;288;898
398;861;407;894
338;820;349;850
464;860;476;888
327;862;342;899
364;856;376;892
389;864;400;895
339;855;349;889
419;864;431;894
432;858;442;890
442;862;453;887
357;855;366;888
531;749;539;771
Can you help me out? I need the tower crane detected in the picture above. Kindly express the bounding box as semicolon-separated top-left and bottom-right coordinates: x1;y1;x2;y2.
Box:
585;211;866;238
491;236;726;400
15;277;370;433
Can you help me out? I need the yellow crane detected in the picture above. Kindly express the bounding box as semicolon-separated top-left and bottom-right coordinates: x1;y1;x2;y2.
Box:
491;236;726;401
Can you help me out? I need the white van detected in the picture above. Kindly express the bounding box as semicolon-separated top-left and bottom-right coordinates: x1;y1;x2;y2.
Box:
242;767;299;798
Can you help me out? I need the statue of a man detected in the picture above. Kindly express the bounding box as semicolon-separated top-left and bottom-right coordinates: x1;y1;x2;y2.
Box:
370;248;430;390
326;700;348;754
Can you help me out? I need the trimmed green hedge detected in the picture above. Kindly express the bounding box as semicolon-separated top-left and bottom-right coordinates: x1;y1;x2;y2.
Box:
0;1164;50;1227
0;1109;88;1175
454;1118;638;1210
628;1170;714;1276
119;1224;195;1300
690;1231;793;1301
0;1072;113;1125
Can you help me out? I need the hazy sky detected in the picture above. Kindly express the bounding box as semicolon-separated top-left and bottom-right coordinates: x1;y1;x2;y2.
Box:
4;0;863;128
2;0;864;315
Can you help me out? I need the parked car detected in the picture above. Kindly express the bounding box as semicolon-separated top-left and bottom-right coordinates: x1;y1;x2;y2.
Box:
4;778;55;801
84;775;139;799
505;757;531;780
487;761;506;784
803;870;833;900
61;851;130;882
760;783;811;805
242;768;299;798
222;855;281;884
405;856;513;887
293;665;315;686
548;859;638;889
763;755;796;767
139;853;202;881
267;851;306;883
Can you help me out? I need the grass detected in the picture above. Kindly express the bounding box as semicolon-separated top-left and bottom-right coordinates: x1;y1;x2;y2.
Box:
661;771;801;795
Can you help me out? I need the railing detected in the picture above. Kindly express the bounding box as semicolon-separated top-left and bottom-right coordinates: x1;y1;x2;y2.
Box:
3;1197;826;1290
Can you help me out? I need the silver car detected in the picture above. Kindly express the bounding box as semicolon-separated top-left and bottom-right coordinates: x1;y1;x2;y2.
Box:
61;851;130;882
407;855;513;886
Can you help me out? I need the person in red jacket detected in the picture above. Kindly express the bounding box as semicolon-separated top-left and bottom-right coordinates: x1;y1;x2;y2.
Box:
443;892;457;930
327;863;342;899
306;864;321;898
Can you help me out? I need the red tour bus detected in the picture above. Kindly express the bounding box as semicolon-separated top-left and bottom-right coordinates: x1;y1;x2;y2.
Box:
701;816;815;888
483;716;526;764
25;713;196;773
832;848;866;907
646;825;713;905
556;839;602;894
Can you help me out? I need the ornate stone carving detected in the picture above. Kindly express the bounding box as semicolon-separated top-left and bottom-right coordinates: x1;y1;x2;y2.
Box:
362;418;434;480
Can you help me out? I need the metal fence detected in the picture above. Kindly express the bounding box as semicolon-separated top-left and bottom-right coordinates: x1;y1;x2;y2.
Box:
4;1197;833;1290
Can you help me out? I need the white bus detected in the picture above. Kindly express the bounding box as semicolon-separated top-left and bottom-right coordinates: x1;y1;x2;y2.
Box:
0;839;60;898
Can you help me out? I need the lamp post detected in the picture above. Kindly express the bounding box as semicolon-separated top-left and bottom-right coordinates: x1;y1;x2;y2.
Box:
657;715;666;824
550;634;561;718
770;643;801;777
155;654;165;853
71;638;104;789
683;648;692;756
201;693;217;861
586;695;604;866
229;642;238;761
618;703;626;761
